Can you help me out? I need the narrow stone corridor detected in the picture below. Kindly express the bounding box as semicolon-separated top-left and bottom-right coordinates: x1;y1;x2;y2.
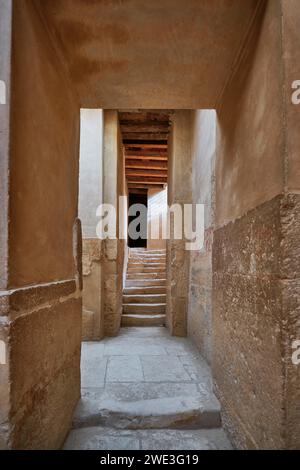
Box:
2;0;299;452
64;327;231;450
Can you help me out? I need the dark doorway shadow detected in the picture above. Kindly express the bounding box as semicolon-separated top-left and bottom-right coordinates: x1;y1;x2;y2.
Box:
128;192;148;248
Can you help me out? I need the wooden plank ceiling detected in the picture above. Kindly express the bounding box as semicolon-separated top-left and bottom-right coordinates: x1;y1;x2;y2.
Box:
119;111;171;193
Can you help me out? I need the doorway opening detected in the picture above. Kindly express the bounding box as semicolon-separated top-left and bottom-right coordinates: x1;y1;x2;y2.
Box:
128;191;148;248
120;110;170;251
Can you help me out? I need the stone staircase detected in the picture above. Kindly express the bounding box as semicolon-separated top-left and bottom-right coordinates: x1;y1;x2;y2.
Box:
122;248;167;327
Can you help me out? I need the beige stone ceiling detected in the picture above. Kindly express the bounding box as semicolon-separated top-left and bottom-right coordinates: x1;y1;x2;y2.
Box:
36;0;260;109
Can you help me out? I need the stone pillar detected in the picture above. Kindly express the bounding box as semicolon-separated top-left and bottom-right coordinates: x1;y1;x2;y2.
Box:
187;110;216;364
79;109;103;340
166;111;192;337
213;0;300;449
0;1;82;449
102;110;125;336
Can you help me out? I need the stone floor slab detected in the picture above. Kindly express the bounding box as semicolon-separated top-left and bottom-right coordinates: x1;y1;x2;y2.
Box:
81;356;107;388
64;427;232;450
103;382;200;401
106;355;144;383
65;327;231;449
141;355;192;382
103;340;166;356
140;429;232;450
64;427;140;450
179;354;213;388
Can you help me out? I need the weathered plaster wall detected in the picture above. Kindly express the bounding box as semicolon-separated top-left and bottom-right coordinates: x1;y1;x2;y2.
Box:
147;188;167;250
280;0;300;449
215;1;283;227
0;1;81;449
188;110;216;364
214;0;300;449
166;111;192;337
0;0;11;291
79;109;103;340
79;109;103;239
283;0;300;193
9;3;80;287
102;111;126;336
0;0;12;449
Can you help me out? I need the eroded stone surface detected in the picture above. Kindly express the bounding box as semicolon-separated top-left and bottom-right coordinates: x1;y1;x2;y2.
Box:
166;112;194;336
82;239;103;340
213;193;300;449
69;327;224;443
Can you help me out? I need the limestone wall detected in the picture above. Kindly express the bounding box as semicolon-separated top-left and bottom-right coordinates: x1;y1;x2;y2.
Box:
82;239;103;340
79;109;103;340
166;111;192;337
213;0;300;449
280;0;300;449
188;110;216;364
0;0;12;449
79;109;103;239
0;1;81;449
147;188;167;250
102;111;126;336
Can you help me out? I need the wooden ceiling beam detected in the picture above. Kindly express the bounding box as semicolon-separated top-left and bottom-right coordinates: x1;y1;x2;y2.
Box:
123;141;167;148
127;181;167;186
125;152;167;159
125;160;168;170
126;155;168;161
128;183;166;190
119;109;173;114
122;133;169;141
126;170;168;178
127;177;167;184
119;112;171;122
120;122;170;133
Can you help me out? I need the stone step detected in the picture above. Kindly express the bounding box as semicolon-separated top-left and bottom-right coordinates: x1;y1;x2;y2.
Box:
125;279;166;287
127;266;165;273
130;252;166;257
71;387;221;431
123;303;166;315
129;262;166;267
121;314;166;327
126;272;166;279
128;260;166;268
123;286;166;295
123;294;166;304
127;261;167;269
